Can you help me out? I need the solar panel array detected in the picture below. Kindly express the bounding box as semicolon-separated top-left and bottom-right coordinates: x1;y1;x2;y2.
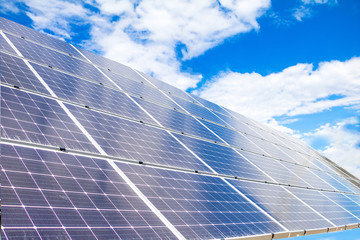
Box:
1;17;359;240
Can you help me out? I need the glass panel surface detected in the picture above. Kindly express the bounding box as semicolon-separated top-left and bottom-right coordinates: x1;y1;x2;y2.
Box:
1;144;176;240
1;86;98;153
0;17;85;59
116;161;284;239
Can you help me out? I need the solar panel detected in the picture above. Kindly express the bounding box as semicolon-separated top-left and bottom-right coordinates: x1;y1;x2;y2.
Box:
1;16;359;240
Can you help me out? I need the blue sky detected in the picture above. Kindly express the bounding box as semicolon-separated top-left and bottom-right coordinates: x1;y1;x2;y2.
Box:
1;1;359;238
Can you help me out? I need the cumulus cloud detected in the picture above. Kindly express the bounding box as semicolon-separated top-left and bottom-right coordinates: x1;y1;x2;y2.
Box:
88;0;270;89
3;0;271;90
19;0;89;39
197;57;360;122
302;117;360;178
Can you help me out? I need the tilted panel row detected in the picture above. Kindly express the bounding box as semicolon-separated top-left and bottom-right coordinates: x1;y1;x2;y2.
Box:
3;33;118;88
1;17;85;59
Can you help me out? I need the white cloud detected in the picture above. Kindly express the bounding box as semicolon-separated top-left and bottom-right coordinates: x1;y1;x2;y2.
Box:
266;118;301;137
6;0;271;90
293;5;311;21
197;57;360;122
88;0;270;89
293;0;337;22
302;117;360;178
22;0;89;39
0;0;21;14
301;0;337;5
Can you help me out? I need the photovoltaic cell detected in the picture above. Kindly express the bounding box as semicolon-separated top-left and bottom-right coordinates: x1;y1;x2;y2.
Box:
173;133;271;181
198;119;269;154
306;168;358;193
239;151;310;187
4;33;118;88
228;180;332;230
1;86;98;153
0;33;16;54
310;158;360;193
322;192;360;218
65;103;211;172
288;188;359;226
28;61;157;124
133;97;223;141
0;17;85;59
190;94;233;115
170;95;229;125
74;46;147;83
103;70;182;110
1;53;49;94
138;72;198;103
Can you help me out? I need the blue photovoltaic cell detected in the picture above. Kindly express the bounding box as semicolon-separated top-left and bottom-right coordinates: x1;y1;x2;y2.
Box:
237;133;300;163
173;133;270;181
228;180;332;230
288;188;359;226
65;103;211;172
4;33;118;88
221;112;311;157
198;119;268;154
240;151;310;187
0;17;85;59
115;161;284;239
133;97;222;141
322;192;360;218
28;61;157;124
242;142;358;192
0;33;16;54
103;70;182;110
170;95;229;125
190;93;234;117
274;160;336;190
1;53;49;94
1;144;177;240
344;194;360;216
307;168;359;193
311;159;360;193
219;118;307;161
275;134;312;155
138;72;197;102
272;144;318;167
240;123;294;149
241;150;338;191
74;46;147;83
1;86;98;153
